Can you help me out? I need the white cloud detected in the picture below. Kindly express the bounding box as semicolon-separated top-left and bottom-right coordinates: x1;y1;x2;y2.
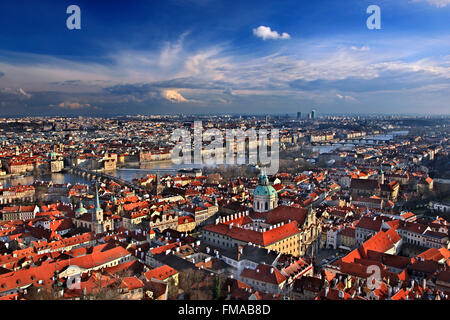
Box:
162;89;189;103
1;33;449;113
54;101;93;109
17;88;32;98
253;26;291;40
413;0;450;8
336;93;358;102
0;87;32;99
351;46;370;51
184;48;230;80
158;32;190;68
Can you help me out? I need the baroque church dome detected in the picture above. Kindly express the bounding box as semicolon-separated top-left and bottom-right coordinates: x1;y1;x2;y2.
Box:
254;171;277;197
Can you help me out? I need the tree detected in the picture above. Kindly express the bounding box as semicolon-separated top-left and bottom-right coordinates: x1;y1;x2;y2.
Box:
167;277;179;300
83;273;122;300
25;285;60;300
178;269;215;300
214;274;227;300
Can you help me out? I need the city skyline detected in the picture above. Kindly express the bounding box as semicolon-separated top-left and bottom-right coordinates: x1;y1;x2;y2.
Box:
0;0;449;116
0;0;449;306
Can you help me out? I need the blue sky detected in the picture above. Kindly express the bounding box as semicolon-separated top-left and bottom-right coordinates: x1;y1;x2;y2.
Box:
0;0;449;116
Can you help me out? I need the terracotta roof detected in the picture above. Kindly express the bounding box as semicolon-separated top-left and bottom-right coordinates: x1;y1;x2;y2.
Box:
240;264;286;285
204;221;300;247
120;276;144;290
265;205;308;226
144;265;178;281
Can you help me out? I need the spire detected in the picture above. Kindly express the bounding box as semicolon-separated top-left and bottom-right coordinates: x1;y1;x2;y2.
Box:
379;163;385;184
379;163;383;174
93;183;103;224
258;167;269;186
95;183;101;211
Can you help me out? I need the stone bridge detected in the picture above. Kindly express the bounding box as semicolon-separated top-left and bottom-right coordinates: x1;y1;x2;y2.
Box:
68;167;145;193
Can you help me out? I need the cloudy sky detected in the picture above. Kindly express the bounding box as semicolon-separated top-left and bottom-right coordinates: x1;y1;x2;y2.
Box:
0;0;449;116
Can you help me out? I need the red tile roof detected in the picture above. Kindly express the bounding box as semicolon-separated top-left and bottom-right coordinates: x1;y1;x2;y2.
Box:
240;264;286;285
145;265;178;281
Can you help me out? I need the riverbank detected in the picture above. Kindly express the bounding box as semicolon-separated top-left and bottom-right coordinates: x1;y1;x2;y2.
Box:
0;171;33;181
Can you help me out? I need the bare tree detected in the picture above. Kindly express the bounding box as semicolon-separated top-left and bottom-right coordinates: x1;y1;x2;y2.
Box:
178;269;215;300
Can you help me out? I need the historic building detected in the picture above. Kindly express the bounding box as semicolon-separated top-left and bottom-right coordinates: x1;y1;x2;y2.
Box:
72;185;114;234
50;152;64;173
201;171;321;257
0;185;35;205
252;169;278;213
350;178;399;202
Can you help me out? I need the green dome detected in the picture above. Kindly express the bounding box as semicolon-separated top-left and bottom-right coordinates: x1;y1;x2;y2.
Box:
76;201;88;214
254;170;277;196
254;184;277;196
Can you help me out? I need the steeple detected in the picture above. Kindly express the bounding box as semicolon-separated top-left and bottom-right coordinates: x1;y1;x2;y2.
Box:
378;163;385;184
93;183;103;223
258;167;269;186
94;183;101;211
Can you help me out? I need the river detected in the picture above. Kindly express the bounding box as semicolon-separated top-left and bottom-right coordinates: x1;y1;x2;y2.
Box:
0;161;203;187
